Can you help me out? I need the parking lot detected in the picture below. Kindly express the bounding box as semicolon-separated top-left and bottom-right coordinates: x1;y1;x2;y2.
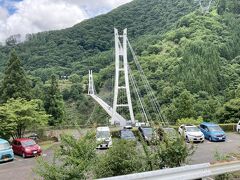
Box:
1;132;240;180
189;132;240;164
0;147;54;180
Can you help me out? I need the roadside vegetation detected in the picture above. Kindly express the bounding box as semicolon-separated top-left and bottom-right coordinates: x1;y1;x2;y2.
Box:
36;131;193;179
36;133;96;180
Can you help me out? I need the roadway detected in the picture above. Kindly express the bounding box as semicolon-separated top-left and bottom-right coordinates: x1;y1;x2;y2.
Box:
1;132;240;180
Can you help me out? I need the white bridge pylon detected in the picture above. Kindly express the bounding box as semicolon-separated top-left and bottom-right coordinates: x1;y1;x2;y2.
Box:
88;28;135;127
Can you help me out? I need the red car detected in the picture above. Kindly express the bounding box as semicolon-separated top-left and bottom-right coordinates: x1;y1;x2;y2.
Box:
12;138;42;158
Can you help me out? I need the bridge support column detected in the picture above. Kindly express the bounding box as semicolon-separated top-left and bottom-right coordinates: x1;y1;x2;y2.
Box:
88;70;94;95
112;28;135;126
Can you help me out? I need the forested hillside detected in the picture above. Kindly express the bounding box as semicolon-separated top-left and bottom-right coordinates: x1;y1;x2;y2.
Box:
0;0;240;125
136;3;240;123
92;0;240;124
0;0;198;80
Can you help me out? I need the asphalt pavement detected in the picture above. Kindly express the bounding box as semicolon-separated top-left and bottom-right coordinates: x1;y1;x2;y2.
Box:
189;132;240;165
0;148;54;180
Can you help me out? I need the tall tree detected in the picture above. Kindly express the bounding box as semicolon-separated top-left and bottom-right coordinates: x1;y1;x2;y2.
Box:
0;98;49;139
44;75;65;126
0;50;32;103
172;90;196;120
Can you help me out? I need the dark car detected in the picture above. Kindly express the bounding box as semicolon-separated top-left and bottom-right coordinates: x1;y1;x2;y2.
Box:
120;129;136;141
28;133;39;141
12;138;42;158
138;126;153;143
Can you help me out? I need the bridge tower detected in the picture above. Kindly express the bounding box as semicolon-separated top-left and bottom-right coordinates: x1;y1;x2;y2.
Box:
112;28;135;125
88;70;95;95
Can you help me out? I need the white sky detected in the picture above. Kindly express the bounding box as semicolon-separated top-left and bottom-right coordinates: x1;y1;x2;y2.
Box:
0;0;133;42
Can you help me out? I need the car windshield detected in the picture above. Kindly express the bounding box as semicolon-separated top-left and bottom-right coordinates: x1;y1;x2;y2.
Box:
121;130;135;139
186;127;200;132
22;140;36;147
208;126;222;132
97;131;110;139
143;128;153;136
0;142;11;151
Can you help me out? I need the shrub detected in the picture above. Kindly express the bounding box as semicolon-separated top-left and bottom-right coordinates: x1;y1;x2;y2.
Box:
219;123;236;132
94;140;145;178
111;128;139;138
143;135;194;170
176;117;203;126
36;133;96;180
110;129;120;138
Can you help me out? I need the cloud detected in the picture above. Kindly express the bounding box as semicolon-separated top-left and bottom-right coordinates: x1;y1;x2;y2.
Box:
0;0;133;43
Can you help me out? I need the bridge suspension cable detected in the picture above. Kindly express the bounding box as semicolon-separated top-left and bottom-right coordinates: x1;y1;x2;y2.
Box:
127;38;167;126
129;67;150;125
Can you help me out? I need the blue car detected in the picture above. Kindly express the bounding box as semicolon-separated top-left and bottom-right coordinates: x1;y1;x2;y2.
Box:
199;122;226;142
0;138;14;163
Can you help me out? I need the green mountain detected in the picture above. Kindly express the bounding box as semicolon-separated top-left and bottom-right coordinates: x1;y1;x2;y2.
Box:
89;0;240;124
0;0;240;125
0;0;198;80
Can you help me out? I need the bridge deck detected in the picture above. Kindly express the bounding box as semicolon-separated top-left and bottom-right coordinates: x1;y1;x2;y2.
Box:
90;94;127;126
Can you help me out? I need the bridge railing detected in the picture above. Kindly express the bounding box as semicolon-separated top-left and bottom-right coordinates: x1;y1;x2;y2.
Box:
99;161;240;180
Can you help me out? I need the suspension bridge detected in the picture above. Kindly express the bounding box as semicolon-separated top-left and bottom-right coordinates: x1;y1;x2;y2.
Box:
88;28;166;127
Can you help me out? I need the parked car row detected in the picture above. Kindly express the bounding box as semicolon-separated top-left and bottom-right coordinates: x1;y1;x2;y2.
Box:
178;122;226;143
96;124;178;148
0;138;42;163
96;122;231;149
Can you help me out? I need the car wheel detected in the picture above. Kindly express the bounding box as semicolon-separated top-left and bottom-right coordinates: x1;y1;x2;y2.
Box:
209;136;212;142
186;136;190;143
22;152;26;158
238;129;240;133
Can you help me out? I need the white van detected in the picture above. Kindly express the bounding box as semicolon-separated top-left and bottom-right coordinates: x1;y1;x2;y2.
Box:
96;127;112;149
237;121;240;133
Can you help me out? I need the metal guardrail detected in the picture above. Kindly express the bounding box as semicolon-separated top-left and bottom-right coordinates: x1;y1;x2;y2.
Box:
99;161;240;180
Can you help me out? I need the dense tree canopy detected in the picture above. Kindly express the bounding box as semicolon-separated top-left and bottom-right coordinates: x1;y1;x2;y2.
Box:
44;75;65;126
0;98;49;139
0;50;31;102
